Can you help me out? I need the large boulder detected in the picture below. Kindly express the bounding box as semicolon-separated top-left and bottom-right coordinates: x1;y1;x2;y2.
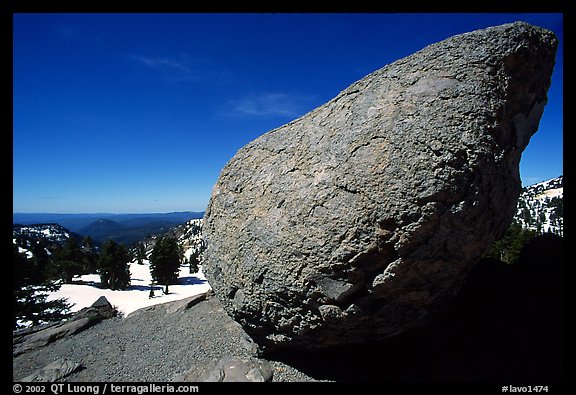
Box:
203;22;558;350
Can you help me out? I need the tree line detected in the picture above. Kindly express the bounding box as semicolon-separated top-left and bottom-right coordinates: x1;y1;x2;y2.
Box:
13;234;200;329
486;221;538;264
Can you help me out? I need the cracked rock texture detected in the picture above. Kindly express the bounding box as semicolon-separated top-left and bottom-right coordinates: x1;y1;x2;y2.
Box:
203;22;558;350
174;356;274;382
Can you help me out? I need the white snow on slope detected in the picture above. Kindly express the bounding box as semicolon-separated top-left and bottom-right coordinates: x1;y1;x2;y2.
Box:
515;175;563;235
47;256;211;318
536;187;563;199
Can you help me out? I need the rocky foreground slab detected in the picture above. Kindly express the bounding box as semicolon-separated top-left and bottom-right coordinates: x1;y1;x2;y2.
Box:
12;292;315;382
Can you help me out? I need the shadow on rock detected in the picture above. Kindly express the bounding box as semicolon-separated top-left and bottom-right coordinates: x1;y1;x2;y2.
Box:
267;234;563;382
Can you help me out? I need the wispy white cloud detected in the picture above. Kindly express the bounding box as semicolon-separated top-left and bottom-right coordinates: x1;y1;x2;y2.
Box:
131;55;193;75
224;92;316;118
53;25;103;47
130;53;228;83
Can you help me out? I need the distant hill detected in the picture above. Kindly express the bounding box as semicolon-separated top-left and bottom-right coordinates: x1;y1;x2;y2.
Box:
13;223;78;260
78;219;127;241
78;218;187;246
12;212;204;233
12;212;205;246
13;223;76;245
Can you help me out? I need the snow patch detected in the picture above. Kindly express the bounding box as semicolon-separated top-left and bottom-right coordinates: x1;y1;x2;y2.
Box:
46;260;211;317
18;247;33;259
515;176;563;236
536;187;563;199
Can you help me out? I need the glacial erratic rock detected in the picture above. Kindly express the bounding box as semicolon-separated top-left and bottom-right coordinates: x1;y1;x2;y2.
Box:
203;22;558;350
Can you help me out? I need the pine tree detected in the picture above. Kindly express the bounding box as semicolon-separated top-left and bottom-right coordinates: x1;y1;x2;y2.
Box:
49;237;84;283
521;207;532;225
538;212;547;229
61;236;83;262
50;260;83;283
150;236;182;294
487;222;537;264
98;240;131;290
13;245;72;329
81;236;98;274
136;243;146;265
29;239;51;283
189;249;199;274
189;253;198;274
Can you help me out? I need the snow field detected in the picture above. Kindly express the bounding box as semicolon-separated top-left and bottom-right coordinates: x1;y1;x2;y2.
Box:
46;248;211;318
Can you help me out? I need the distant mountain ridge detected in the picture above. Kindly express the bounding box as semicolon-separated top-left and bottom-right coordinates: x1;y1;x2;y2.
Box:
78;218;186;246
12;212;204;233
13;223;78;262
13;223;74;245
13;212;205;246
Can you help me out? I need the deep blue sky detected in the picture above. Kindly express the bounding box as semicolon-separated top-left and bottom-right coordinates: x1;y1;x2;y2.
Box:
13;13;563;214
